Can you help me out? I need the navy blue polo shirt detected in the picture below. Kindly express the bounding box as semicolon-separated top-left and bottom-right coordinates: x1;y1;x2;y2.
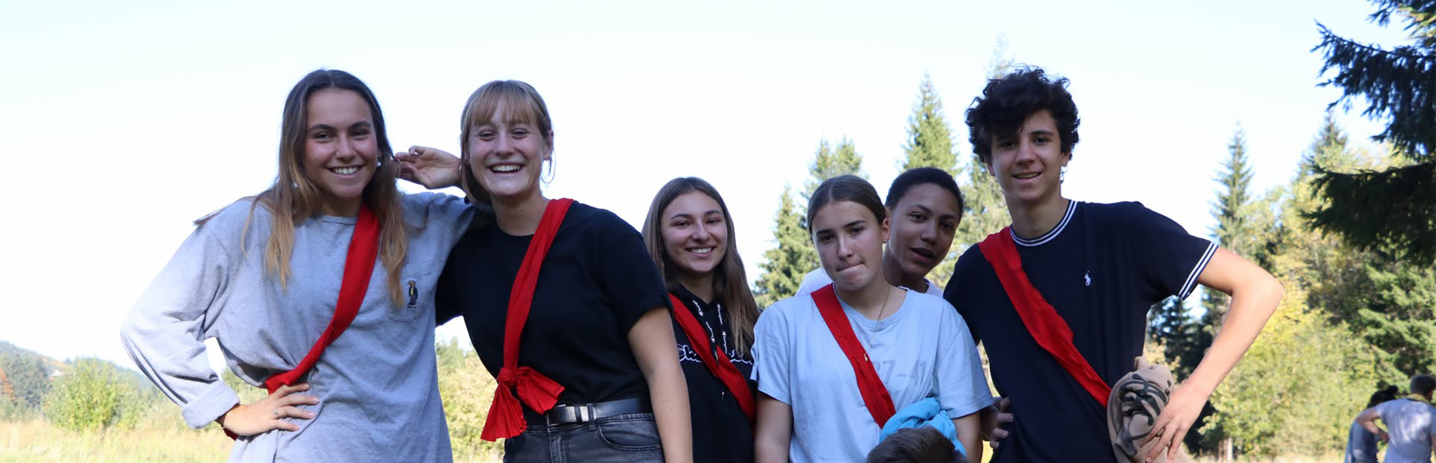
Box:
944;200;1216;462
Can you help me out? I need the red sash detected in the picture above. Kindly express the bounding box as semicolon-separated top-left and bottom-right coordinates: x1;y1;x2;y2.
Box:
812;284;896;428
978;227;1111;406
669;293;756;424
481;198;573;441
225;205;381;440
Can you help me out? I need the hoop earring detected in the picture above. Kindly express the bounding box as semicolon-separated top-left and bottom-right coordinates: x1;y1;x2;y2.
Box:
541;157;556;184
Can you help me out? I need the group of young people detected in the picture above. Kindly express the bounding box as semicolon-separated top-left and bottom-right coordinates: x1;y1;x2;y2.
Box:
121;66;1285;463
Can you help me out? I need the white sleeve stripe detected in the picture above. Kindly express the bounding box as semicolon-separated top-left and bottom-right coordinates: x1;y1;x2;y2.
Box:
1179;242;1218;299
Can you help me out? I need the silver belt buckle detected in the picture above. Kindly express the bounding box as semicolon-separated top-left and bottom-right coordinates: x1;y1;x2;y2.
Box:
577;404;592;422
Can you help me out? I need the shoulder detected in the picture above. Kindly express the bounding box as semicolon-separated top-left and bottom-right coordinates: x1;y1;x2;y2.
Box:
796;268;830;295
951;243;991;275
756;295;812;329
400;192;471;223
905;292;960;320
1087;200;1168;224
564;201;633;232
400;191;467;215
197;197;269;240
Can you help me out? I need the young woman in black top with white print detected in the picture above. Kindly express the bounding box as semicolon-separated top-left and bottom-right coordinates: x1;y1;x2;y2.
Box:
641;177;760;463
411;80;692;463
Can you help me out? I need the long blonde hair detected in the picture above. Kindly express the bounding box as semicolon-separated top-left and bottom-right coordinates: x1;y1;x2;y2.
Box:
204;69;408;305
641;177;759;355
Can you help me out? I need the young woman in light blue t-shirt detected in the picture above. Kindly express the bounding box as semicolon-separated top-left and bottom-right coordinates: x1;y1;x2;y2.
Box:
752;175;993;463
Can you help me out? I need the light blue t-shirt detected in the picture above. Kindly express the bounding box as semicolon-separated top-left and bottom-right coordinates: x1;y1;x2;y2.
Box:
1374;398;1436;463
752;289;992;463
796;268;943;297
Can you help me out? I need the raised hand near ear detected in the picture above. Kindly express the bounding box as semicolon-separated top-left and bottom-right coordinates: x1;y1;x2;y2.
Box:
396;146;461;189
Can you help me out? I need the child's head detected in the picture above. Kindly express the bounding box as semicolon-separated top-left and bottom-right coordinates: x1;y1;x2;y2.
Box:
866;427;966;463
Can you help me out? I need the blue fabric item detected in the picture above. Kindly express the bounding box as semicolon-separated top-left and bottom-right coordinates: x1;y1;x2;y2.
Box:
880;397;966;457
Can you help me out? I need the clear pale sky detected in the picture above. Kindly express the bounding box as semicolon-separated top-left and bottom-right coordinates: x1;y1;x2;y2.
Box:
0;1;1411;372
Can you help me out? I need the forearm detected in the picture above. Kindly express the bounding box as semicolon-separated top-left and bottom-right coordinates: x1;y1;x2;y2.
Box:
953;414;982;462
754;431;790;463
1356;410;1382;434
754;395;793;463
1186;276;1283;396
647;363;692;463
628;308;692;462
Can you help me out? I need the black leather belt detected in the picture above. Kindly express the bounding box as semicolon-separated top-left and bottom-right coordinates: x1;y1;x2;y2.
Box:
541;398;652;425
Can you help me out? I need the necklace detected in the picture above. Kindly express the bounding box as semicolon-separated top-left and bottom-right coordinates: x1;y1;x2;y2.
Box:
874;285;895;320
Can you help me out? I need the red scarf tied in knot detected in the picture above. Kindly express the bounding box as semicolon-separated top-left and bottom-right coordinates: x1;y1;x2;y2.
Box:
481;198;574;441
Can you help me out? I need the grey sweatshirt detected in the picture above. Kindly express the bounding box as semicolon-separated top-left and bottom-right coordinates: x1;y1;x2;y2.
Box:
121;192;472;462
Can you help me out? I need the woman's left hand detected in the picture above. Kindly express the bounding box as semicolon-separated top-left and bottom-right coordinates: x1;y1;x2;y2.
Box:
396;145;461;189
1143;383;1208;462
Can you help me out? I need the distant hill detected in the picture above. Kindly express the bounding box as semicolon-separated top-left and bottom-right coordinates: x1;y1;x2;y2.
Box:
0;340;154;413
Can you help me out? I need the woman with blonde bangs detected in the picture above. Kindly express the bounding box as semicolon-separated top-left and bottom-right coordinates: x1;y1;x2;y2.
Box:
121;69;472;462
410;80;692;463
641;177;760;463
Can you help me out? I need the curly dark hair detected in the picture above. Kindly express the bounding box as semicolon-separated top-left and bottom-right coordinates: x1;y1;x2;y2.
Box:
965;66;1081;167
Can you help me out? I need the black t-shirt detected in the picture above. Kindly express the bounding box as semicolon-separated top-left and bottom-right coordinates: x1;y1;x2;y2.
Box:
436;201;671;411
668;284;755;463
944;201;1215;462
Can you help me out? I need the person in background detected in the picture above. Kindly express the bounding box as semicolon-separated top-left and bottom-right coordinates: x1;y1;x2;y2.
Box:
1355;374;1436;463
1347;385;1400;463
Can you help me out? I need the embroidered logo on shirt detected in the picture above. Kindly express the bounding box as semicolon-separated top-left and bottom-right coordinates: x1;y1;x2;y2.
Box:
1084;271;1091;287
407;280;419;308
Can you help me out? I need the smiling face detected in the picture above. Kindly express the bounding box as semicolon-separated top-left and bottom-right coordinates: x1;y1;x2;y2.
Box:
886;183;961;281
987;109;1070;210
301;88;380;216
466;101;552;202
813;200;890;293
660;191;729;285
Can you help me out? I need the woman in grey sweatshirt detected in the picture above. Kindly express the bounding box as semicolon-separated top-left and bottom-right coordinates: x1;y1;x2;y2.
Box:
121;69;472;462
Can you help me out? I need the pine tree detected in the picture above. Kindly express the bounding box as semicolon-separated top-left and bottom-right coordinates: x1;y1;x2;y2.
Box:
1310;0;1435;262
754;139;866;307
901;73;959;177
953;36;1016;255
802;138;867;204
1202;128;1256;329
753;184;818;308
901;73;963;287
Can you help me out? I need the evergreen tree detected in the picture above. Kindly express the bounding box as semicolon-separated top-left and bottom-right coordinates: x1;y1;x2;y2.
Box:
953;36;1016;254
802;138;866;204
901;73;959;177
1206;285;1384;457
1310;0;1436;262
755;138;865;307
1202;128;1256;327
901;73;963;286
754;184;819;308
